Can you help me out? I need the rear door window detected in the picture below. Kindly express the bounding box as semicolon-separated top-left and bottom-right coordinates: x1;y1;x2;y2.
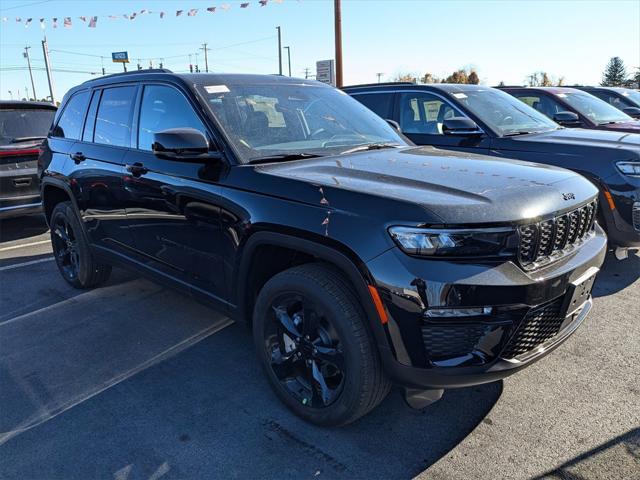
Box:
352;93;395;119
53;91;90;140
94;86;137;147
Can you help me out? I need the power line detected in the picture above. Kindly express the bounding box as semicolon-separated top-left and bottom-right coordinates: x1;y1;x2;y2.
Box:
0;0;51;12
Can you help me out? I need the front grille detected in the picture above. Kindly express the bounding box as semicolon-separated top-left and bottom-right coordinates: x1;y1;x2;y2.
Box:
501;297;565;359
633;202;640;231
421;324;487;359
518;201;597;270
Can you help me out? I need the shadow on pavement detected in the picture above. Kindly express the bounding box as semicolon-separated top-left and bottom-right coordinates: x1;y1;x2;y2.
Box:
0;215;48;243
0;323;502;479
533;427;640;480
592;251;640;298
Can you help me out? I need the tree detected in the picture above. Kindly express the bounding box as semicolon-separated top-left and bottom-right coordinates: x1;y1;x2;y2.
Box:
421;72;439;84
445;69;469;84
394;73;417;83
601;57;627;86
468;70;480;85
541;72;553;86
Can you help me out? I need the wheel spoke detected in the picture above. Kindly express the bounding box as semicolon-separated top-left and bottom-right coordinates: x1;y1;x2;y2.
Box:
272;306;301;339
53;227;69;243
302;305;320;338
311;360;334;406
314;345;345;371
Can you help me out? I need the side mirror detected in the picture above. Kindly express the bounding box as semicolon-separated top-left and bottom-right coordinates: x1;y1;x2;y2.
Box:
152;128;219;161
386;119;401;132
553;111;582;127
622;107;640;119
442;117;483;136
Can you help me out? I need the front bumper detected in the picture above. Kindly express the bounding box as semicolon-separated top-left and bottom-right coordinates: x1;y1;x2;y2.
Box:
365;226;607;389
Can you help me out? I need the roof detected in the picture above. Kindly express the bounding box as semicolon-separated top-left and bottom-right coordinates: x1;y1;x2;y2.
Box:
499;86;584;95
0;100;57;109
343;82;496;93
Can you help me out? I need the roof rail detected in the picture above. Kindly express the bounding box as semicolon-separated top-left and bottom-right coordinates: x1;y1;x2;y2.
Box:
82;68;173;84
342;82;416;89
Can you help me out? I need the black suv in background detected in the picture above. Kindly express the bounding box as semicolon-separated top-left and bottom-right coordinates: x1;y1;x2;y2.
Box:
574;86;640;119
1;101;56;218
345;83;640;259
40;71;606;425
499;86;640;134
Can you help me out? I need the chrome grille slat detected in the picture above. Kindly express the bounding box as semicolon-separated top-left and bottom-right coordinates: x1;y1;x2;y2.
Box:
518;200;597;270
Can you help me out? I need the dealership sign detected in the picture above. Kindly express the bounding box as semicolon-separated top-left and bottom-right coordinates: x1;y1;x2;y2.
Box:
316;60;336;86
112;51;129;63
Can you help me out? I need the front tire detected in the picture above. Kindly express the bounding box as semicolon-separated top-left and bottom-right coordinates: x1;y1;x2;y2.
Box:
253;263;390;426
50;201;112;289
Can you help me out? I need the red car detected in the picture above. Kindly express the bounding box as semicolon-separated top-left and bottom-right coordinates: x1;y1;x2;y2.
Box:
500;86;640;134
0;101;57;218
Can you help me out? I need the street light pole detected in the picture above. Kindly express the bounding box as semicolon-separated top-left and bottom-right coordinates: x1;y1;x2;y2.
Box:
334;0;343;87
284;46;291;77
41;37;56;104
276;26;283;75
23;46;37;100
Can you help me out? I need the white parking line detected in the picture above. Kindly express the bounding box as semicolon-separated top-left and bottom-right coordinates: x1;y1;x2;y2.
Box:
0;318;233;446
0;257;54;272
0;240;50;252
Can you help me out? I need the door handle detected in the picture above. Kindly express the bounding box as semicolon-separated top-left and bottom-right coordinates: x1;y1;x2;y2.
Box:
125;162;148;176
70;152;86;163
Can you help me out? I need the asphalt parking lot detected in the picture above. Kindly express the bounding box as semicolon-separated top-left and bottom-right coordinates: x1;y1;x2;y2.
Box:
0;214;638;480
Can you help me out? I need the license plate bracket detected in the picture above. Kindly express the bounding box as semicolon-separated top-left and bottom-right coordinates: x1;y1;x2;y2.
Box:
561;267;598;318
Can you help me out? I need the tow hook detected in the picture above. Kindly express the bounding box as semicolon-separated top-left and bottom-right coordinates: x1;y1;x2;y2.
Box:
614;247;629;260
404;388;444;410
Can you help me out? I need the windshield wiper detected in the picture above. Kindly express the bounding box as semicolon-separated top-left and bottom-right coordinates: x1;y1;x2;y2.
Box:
247;153;323;164
503;130;536;137
341;143;401;154
10;136;46;143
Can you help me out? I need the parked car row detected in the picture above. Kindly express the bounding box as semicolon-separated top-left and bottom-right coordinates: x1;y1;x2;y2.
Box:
1;70;637;426
345;83;640;259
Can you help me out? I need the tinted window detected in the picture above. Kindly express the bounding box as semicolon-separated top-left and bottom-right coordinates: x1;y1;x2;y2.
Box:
94;86;136;147
353;93;394;119
511;93;568;118
559;91;631;124
0;108;56;146
82;90;101;142
398;92;464;134
54;91;89;140
138;85;206;151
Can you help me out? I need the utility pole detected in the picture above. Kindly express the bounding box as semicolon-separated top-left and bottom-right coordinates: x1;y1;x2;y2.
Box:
376;72;384;83
23;46;37;100
189;54;193;73
100;56;106;75
276;26;282;75
284;46;291;76
8;90;13;100
303;68;310;79
200;43;210;72
334;0;343;87
41;37;56;103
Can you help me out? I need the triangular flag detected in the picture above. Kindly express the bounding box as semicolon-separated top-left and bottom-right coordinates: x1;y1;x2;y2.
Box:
15;17;22;22
39;18;45;29
79;16;87;22
259;0;268;6
25;18;32;28
160;11;165;18
221;4;231;11
240;2;250;8
130;12;137;20
52;17;58;28
108;15;119;20
207;6;216;13
176;10;183;16
88;16;97;28
64;17;72;28
187;9;198;16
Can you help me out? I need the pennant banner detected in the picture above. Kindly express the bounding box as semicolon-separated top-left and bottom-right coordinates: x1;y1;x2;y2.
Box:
10;1;286;30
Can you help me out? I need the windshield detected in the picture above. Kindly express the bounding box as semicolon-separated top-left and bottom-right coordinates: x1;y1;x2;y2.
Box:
620;89;640;106
446;88;559;136
196;82;406;162
0;108;56;146
558;91;632;124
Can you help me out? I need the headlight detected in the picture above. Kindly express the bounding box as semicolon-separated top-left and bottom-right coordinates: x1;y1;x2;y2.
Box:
616;161;640;176
388;226;518;257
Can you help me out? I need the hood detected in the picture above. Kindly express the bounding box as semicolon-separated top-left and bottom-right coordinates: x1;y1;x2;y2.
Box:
259;146;598;224
597;121;640;133
510;128;640;150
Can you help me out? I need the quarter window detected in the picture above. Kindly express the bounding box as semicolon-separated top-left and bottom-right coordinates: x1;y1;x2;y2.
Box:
398;92;463;134
94;86;137;147
53;91;90;140
138;85;206;151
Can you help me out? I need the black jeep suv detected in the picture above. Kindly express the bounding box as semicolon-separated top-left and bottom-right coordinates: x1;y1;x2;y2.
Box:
345;83;640;260
40;71;606;426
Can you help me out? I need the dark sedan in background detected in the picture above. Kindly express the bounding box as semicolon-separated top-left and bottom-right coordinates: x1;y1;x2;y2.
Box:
499;86;640;133
344;83;640;259
1;101;57;219
574;86;640;119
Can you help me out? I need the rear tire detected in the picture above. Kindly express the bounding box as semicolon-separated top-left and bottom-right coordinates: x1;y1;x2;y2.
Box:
50;201;111;289
253;263;390;426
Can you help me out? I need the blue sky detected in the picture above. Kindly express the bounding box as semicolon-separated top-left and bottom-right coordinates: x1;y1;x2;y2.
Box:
1;0;639;102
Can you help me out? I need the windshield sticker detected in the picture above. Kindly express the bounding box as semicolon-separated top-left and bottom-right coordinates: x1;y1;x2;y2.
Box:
205;85;230;94
452;93;467;99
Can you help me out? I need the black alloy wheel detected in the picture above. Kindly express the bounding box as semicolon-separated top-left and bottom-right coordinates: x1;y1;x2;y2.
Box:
51;213;81;281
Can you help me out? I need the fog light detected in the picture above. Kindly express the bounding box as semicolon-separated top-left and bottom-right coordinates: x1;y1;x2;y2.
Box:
425;307;493;318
